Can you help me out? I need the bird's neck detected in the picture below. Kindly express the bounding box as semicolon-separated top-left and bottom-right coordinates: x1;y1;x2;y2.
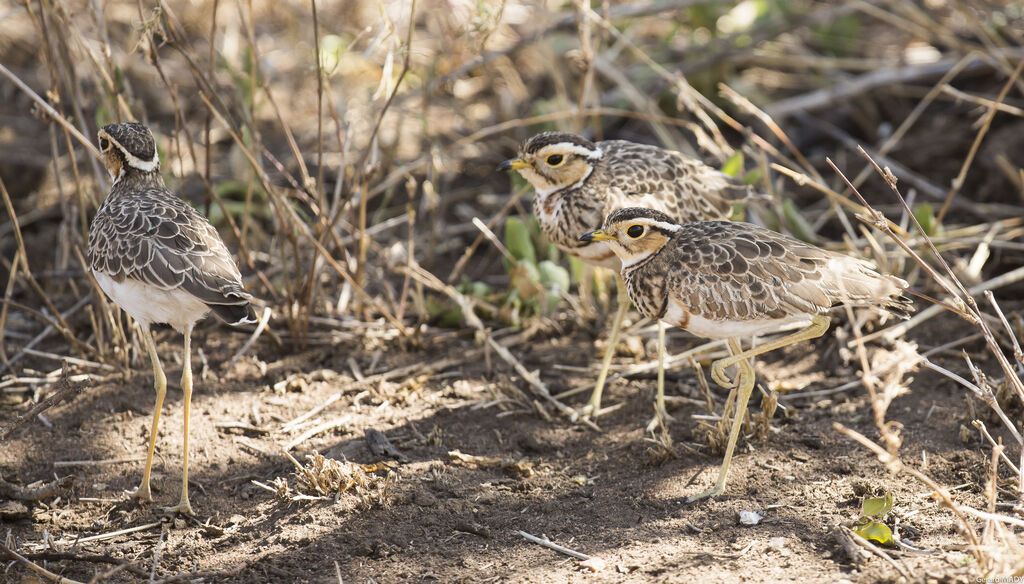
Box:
110;168;165;193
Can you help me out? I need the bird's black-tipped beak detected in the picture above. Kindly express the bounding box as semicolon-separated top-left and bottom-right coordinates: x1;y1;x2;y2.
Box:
579;229;613;243
497;157;528;172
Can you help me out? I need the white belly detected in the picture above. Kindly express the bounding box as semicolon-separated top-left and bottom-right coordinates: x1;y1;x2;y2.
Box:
663;302;813;339
93;271;210;332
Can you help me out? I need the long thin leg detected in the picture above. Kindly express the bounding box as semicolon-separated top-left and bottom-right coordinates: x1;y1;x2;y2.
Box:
646;320;674;431
711;315;830;388
578;276;630;419
132;326;166;502
688;315;830;502
165;324;195;516
687;337;753;502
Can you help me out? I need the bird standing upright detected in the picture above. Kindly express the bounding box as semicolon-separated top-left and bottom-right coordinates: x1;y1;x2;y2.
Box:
88;122;258;515
580;208;912;501
499;132;752;422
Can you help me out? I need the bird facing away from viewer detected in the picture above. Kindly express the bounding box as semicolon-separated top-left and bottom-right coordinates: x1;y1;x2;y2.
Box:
88;122;258;515
580;208;911;501
499;131;753;423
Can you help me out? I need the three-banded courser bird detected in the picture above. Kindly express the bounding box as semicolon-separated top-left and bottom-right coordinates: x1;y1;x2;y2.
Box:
88;122;257;515
580;208;911;501
499;132;752;422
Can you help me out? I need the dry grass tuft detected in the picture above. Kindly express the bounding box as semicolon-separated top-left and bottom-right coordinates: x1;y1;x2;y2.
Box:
271;452;398;509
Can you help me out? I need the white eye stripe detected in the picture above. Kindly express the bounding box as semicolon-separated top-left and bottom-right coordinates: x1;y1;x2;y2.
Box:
613;219;680;233
646;220;681;233
541;143;603;159
115;143;159;172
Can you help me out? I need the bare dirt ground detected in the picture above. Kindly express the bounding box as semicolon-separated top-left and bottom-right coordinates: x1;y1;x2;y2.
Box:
0;311;1003;583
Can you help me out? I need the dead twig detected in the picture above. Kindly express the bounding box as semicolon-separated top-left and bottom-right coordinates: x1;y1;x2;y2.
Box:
285;415;353;451
936;60;1024;223
0;541;88;584
0;475;73;501
517;530;605;572
17;551;147;578
833;525;910;579
765;49;1024;119
0;362;89;441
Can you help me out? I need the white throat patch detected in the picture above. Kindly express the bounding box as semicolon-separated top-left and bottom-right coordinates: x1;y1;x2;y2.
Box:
619;249;655;269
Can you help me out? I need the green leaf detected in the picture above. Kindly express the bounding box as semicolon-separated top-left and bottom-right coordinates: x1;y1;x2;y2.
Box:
781;199;816;243
861;492;893;518
468;281;492;299
538;260;570;294
504;217;537;264
729;202;747;222
913;202;937;236
721;151;744;177
456;277;492;300
854;520;893;546
424;297;463;328
510;260;543;302
741;168;762;185
568;256;586;285
545;242;560;263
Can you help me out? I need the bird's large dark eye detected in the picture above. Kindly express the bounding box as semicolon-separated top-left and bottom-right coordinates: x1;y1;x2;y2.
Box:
546;154;564;166
626;225;644;238
99;137;110;151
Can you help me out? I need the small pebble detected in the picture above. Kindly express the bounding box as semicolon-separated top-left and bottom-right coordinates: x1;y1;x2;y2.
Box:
737;510;763;526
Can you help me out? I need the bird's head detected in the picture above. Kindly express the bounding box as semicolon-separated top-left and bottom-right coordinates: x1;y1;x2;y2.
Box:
97;122;160;182
579;207;680;268
497;132;603;194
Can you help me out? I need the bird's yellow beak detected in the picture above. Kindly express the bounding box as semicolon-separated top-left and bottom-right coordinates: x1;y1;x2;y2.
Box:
497;157;529;172
579;229;614;242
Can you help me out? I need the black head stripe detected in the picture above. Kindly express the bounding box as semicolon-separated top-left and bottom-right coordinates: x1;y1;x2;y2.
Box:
522;132;597;155
605;207;675;226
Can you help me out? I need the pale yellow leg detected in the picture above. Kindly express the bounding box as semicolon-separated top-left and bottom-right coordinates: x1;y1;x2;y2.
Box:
687;337;753;502
646;320;673;431
578;277;630;420
132;327;166;503
710;315;830;389
689;315;830;502
165;324;195;516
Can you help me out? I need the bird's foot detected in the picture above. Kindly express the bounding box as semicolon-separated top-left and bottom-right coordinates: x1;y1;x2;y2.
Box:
570;402;598;423
163;498;195;517
571;400;624;424
645;406;676;433
127;483;153;503
710;361;734;388
685;484;724;504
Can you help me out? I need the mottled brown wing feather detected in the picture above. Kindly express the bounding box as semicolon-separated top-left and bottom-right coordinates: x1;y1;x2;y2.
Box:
627;221;905;322
596;141;750;223
88;187;254;320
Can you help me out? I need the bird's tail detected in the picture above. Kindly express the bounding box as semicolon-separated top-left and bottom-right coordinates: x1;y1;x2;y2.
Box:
212;301;260;326
837;257;914;320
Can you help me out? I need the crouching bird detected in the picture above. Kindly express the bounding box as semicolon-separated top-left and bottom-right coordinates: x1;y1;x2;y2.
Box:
498;131;754;423
580;208;911;501
88;122;257;515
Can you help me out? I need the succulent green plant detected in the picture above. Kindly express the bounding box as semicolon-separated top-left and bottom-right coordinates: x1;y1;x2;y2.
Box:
853;491;895;547
502;216;570;319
